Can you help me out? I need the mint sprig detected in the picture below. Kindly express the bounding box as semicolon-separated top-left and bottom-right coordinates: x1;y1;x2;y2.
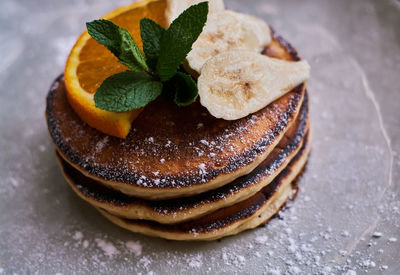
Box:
140;18;165;71
94;71;162;112
86;2;208;112
156;2;208;81
87;19;148;72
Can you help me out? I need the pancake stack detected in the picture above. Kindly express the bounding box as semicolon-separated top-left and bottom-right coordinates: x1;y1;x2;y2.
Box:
46;32;310;241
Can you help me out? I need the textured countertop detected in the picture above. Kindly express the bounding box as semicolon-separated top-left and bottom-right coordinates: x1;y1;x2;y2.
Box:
0;0;399;274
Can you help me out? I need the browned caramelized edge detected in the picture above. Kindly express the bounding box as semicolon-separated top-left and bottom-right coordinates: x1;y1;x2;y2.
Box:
100;133;309;235
59;92;308;216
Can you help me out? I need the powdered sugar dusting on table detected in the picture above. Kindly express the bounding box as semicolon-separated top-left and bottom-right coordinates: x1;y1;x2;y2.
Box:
1;0;400;273
95;239;119;257
125;241;142;257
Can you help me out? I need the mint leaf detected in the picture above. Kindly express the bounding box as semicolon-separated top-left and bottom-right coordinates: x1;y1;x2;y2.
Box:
94;71;162;112
86;19;148;72
156;2;208;81
164;72;198;106
140;18;165;70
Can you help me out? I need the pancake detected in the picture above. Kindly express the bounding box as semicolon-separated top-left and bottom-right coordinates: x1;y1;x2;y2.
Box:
56;93;309;224
46;31;306;200
97;133;311;241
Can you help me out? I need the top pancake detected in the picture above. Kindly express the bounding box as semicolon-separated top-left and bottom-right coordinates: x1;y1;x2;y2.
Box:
46;31;305;199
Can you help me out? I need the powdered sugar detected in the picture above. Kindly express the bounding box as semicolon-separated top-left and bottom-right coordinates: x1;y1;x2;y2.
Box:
82;240;89;249
1;1;400;274
198;163;206;175
255;235;269;244
95;136;109;153
72;231;83;241
187;254;203;268
125;241;142;257
388;237;397;243
95;239;119;257
199;139;209;146
7;177;19;187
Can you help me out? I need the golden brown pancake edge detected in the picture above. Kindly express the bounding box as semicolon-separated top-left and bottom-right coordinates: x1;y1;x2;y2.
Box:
56;92;309;224
96;132;311;241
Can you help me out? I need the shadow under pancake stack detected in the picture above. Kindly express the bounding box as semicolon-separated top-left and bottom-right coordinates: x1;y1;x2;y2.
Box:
46;32;311;241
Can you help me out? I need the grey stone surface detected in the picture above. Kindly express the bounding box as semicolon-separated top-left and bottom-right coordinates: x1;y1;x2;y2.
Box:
0;0;399;274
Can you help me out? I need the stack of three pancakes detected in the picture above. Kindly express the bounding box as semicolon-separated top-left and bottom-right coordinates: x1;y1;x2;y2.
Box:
46;32;310;241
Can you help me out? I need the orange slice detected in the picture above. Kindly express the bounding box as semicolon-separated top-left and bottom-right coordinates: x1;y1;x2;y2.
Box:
65;0;167;138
